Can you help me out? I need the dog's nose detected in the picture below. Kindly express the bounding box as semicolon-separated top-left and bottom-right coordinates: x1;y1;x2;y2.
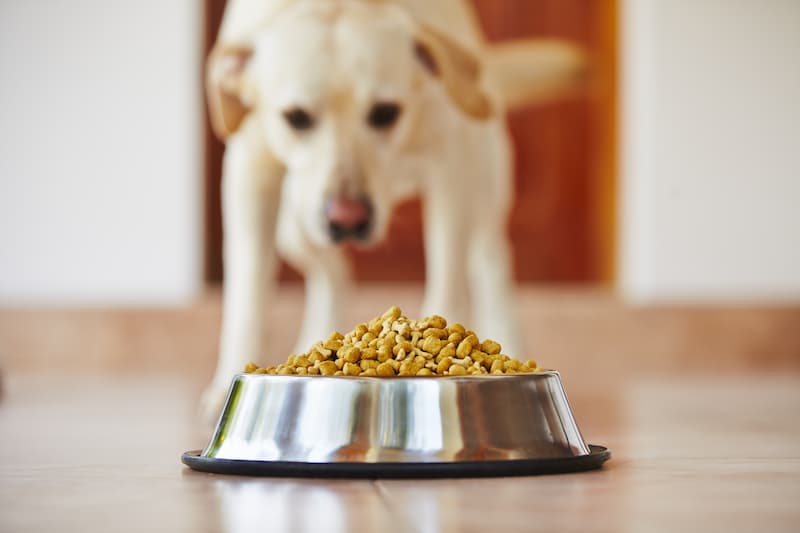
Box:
325;196;373;242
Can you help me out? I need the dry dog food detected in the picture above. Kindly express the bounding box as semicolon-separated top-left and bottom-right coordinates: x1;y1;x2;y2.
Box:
244;306;540;377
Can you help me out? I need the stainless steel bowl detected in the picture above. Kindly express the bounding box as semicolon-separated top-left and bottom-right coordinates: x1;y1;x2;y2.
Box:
198;371;594;464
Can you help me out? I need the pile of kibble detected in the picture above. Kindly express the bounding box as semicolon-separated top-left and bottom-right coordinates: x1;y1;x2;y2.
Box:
244;306;540;377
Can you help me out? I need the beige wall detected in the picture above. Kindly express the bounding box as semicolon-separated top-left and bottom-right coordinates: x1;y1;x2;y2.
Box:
620;0;800;302
0;0;203;304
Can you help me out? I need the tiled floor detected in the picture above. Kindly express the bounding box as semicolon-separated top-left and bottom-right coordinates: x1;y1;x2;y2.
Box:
1;372;798;532
1;286;799;532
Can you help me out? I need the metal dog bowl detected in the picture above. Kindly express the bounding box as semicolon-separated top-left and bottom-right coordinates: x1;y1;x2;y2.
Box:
182;371;609;478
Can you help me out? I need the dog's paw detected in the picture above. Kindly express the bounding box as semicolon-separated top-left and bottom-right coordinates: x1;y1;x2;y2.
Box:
198;383;230;426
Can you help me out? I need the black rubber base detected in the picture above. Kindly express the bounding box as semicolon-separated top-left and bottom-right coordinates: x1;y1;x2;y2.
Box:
181;445;610;479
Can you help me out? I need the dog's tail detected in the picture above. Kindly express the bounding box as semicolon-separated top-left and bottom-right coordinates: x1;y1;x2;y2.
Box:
483;39;586;111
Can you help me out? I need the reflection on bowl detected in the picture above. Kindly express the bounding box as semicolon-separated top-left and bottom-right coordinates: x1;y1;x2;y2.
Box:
201;371;591;463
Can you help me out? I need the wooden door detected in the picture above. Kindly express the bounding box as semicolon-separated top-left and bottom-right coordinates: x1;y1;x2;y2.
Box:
203;0;616;284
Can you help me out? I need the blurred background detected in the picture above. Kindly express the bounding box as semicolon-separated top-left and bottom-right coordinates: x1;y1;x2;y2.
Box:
0;0;798;380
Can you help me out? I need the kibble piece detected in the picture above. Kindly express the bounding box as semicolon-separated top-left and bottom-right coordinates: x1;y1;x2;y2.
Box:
464;333;480;347
382;306;402;321
437;344;456;361
421;336;444;356
399;361;417;374
423;328;447;339
323;338;342;352
392;320;410;336
319;361;338;376
428;315;447;329
456;339;472;358
416;368;433;376
294;355;311;368
447;332;463;344
437;357;453;374
360;368;378;377
376;362;395;376
382;331;397;347
483;355;499;370
360;359;379;371
313;345;333;358
482;339;502;355
342;347;361;363
329;331;344;341
367;318;381;334
449;364;467;376
308;351;326;364
448;323;466;335
244;362;259;373
471;350;488;366
343;362;361;376
393;340;414;356
377;345;392;362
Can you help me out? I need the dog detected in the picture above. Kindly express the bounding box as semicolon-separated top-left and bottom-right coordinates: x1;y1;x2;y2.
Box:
201;0;584;417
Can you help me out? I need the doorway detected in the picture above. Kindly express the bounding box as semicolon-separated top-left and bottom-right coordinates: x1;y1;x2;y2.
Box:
202;0;617;284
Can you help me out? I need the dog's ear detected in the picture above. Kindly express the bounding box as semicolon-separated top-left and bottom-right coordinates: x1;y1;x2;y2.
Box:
413;25;492;120
206;45;253;140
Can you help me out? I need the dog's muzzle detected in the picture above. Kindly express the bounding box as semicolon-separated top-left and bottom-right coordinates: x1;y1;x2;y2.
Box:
325;196;373;242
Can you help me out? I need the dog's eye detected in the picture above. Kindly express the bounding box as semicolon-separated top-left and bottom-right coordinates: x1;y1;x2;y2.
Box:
367;103;402;129
283;108;314;130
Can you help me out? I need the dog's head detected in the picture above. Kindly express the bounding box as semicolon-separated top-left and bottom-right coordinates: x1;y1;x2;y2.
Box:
207;1;491;246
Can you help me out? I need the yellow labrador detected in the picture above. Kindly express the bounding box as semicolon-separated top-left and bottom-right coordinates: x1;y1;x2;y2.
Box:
202;0;583;416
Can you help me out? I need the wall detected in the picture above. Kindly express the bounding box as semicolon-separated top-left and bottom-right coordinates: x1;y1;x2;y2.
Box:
620;0;800;302
3;0;799;305
0;0;202;304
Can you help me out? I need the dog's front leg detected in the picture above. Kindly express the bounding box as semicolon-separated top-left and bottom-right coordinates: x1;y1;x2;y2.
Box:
467;218;523;357
275;191;350;354
294;251;349;352
201;128;283;421
466;124;523;358
420;175;471;325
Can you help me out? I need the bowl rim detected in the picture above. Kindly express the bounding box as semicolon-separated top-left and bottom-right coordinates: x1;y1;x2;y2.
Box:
234;369;560;381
